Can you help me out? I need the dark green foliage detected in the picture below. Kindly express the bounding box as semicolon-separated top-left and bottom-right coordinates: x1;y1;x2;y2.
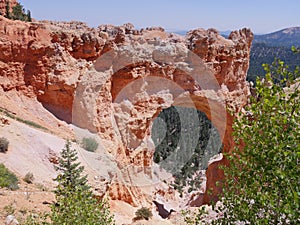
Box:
248;43;300;83
134;207;153;221
5;2;32;22
5;1;11;19
26;10;32;22
11;3;26;21
216;58;300;224
151;106;222;193
183;206;209;225
248;28;300;84
153;152;160;163
53;141;89;194
81;137;99;152
0;137;9;152
0;163;19;190
50;141;114;224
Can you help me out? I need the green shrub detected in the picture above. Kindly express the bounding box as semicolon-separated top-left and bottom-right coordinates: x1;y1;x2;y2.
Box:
24;172;34;184
135;207;153;221
0;164;19;190
81;137;99;152
0;137;9;153
215;57;300;224
5;2;11;19
3;203;15;216
183;206;209;225
24;212;48;225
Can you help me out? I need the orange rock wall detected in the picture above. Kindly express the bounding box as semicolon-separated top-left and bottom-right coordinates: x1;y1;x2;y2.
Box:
0;17;253;206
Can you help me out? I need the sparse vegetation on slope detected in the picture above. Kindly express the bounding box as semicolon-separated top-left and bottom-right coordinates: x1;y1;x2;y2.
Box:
183;206;210;225
0;107;48;131
23;172;34;184
134;207;153;221
81;137;99;152
0;164;19;190
50;141;114;224
0;137;9;153
25;141;115;224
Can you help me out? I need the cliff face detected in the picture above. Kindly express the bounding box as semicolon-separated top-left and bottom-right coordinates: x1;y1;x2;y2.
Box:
0;16;253;207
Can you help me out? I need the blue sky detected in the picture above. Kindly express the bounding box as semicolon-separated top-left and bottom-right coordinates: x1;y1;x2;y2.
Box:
20;0;300;34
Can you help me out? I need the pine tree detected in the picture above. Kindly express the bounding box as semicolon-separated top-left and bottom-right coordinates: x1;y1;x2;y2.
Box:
50;141;115;225
4;2;32;22
26;10;31;22
5;1;11;19
12;3;25;21
53;140;89;196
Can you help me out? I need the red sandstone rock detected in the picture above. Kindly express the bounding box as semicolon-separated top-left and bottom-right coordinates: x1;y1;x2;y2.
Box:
0;16;253;208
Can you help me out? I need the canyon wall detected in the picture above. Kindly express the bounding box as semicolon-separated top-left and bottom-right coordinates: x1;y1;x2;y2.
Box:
0;15;253;207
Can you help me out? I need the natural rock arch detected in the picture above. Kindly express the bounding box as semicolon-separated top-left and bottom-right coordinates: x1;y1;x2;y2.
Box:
71;27;253;206
0;17;253;207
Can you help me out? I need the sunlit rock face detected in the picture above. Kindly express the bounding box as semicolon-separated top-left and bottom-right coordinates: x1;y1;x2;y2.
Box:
0;16;253;207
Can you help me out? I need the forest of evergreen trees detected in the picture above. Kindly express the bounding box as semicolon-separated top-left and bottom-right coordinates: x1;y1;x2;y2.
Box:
248;43;300;82
151;106;222;193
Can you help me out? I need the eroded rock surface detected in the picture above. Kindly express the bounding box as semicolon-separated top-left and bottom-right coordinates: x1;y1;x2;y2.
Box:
0;15;253;209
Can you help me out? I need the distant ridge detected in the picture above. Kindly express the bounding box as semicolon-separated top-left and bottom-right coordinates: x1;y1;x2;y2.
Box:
248;26;300;82
219;30;232;37
253;27;300;47
171;27;300;47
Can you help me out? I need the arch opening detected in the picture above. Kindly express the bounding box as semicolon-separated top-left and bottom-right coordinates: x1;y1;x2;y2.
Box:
151;105;222;193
